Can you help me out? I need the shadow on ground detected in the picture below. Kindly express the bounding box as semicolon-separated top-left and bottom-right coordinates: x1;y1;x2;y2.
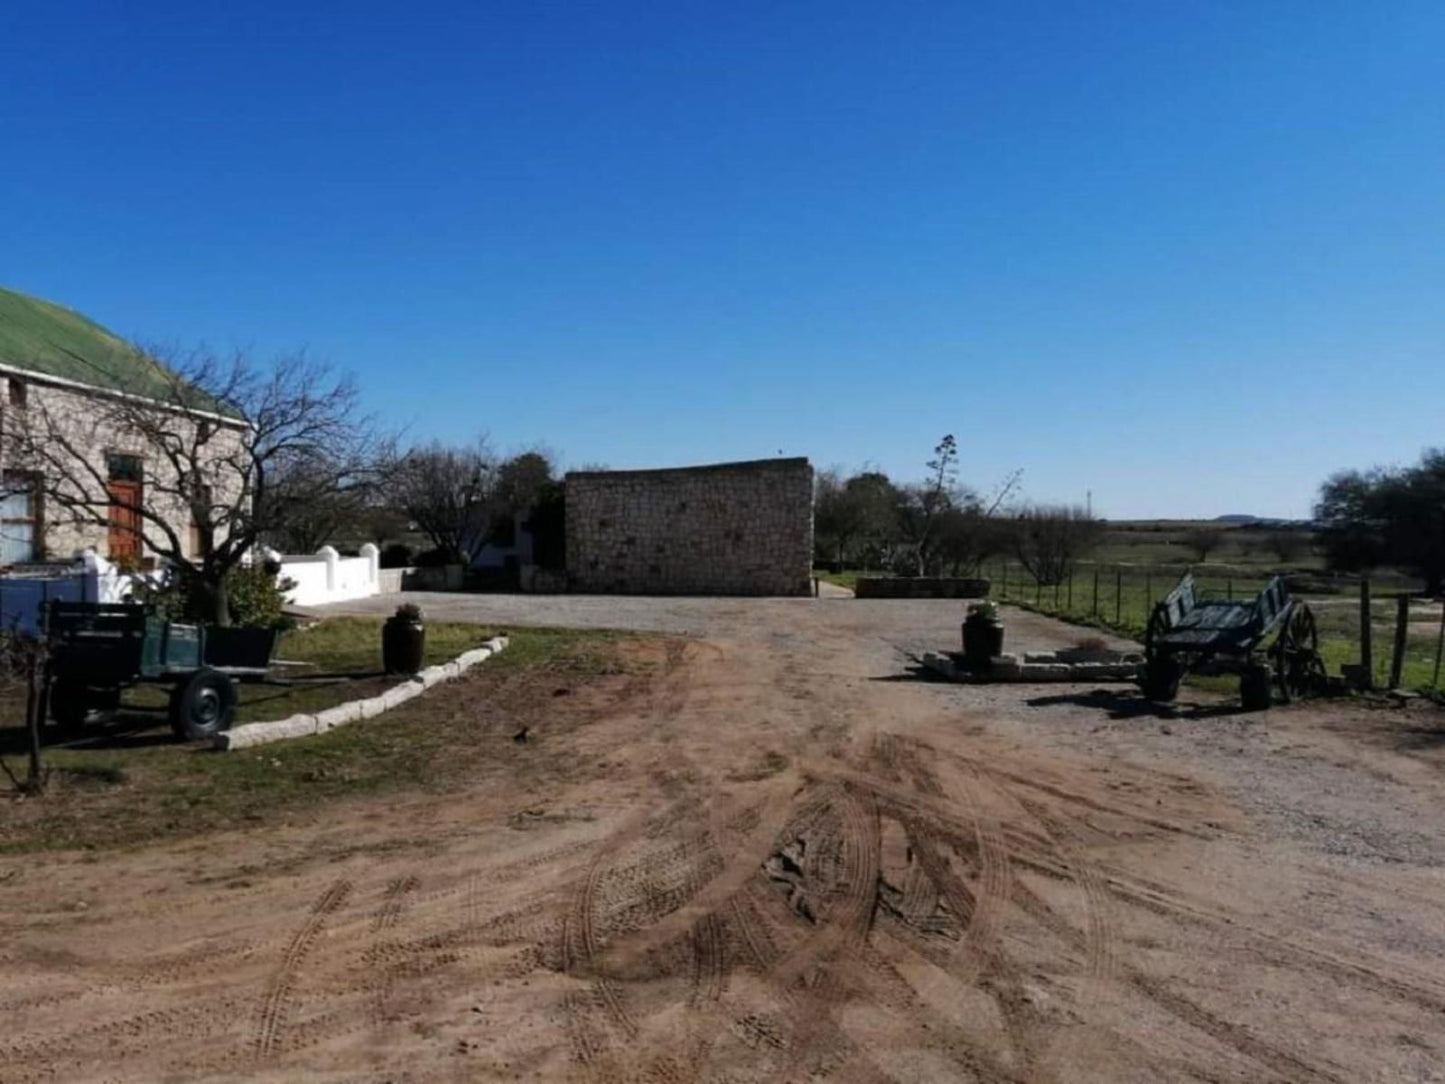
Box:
1025;688;1246;721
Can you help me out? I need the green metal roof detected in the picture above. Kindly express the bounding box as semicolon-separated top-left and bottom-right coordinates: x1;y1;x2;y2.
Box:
0;285;224;410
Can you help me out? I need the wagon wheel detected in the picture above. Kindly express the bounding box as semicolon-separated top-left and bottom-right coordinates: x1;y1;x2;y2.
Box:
1272;604;1325;703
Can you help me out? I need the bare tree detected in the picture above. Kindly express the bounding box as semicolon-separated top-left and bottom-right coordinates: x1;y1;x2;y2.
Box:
385;438;497;565
262;453;370;553
1183;526;1225;564
1013;504;1103;585
10;347;388;625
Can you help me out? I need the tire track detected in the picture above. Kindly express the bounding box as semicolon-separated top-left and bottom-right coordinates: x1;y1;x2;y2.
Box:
365;875;420;1024
372;875;419;933
253;878;352;1060
1013;797;1119;987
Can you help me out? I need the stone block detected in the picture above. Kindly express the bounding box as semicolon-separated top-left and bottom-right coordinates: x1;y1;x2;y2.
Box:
1016;663;1073;681
358;695;390;719
417;665;449;688
382;682;422;709
456;647;493;670
315;701;363;732
215;714;317;750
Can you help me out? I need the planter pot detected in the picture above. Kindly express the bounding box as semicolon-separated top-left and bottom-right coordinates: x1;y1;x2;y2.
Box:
962;617;1004;669
383;618;426;675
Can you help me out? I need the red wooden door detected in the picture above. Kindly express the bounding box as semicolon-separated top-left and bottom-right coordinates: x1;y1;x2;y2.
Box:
107;478;143;562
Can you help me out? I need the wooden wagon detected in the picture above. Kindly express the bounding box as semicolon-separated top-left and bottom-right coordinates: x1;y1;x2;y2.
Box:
1142;574;1325;709
44;601;278;741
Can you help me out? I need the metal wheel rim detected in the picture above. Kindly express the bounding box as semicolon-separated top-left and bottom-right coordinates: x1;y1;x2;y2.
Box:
192;687;222;727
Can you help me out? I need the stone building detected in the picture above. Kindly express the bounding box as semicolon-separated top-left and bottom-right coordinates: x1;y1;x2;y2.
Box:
566;457;814;596
0;286;247;567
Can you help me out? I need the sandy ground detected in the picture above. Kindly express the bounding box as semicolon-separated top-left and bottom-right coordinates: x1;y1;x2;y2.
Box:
2;594;1444;1083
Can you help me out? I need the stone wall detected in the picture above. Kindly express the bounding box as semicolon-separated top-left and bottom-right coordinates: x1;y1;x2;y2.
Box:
1;376;247;564
566;458;813;596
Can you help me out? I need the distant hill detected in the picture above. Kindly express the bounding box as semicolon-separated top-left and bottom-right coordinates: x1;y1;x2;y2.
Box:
1214;514;1263;524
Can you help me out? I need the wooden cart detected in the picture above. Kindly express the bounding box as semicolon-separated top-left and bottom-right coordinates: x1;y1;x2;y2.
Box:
44;601;278;740
1142;575;1326;709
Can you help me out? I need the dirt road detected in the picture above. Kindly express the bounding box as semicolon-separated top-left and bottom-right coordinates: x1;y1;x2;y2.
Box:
2;596;1443;1082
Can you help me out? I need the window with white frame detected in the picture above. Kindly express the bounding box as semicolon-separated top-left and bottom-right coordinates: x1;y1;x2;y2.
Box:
0;472;40;565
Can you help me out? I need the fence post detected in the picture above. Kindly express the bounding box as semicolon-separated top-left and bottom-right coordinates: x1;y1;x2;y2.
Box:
1067;572;1073;613
1002;560;1008;599
1035;576;1042;606
1434;597;1444;689
1389;593;1410;690
1227;577;1233;600
1359;578;1374;690
1114;567;1123;626
1092;567;1100;617
1053;579;1060;610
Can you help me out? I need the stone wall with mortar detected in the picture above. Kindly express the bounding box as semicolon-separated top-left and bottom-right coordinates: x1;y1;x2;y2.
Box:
566;458;813;596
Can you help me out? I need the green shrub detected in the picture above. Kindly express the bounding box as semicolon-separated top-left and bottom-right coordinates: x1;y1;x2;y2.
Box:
226;566;296;629
128;565;296;629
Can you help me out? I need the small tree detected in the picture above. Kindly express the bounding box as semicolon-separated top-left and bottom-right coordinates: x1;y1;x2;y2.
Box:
1183;526;1224;564
11;348;387;626
1013;504;1102;585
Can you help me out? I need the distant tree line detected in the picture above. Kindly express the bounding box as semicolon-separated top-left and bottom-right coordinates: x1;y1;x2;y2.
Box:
813;435;1103;585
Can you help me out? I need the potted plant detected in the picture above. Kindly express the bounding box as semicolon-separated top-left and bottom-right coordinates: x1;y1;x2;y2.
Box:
962;601;1004;669
383;603;426;675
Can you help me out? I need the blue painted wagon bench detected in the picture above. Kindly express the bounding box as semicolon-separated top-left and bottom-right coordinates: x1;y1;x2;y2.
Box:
42;601;278;741
1141;574;1325;710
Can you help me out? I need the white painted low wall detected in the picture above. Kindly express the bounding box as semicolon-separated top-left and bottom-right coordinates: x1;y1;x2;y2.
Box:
277;544;381;607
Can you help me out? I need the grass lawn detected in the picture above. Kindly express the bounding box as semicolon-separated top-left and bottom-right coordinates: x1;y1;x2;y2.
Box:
0;625;640;854
813;569;870;591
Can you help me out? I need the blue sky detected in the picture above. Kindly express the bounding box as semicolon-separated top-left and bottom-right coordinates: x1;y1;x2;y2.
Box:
2;2;1441;518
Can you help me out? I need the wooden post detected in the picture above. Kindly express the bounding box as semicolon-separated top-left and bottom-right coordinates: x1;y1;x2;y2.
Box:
1433;597;1444;689
1359;578;1374;690
1389;593;1410;690
1067;572;1073;613
1002;560;1008;599
1035;576;1042;605
1053;579;1060;610
1227;577;1233;600
23;601;52;792
1115;567;1123;625
1092;567;1100;617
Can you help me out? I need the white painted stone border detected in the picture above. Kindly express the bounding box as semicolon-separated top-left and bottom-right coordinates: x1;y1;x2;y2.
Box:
920;650;1142;684
214;635;509;751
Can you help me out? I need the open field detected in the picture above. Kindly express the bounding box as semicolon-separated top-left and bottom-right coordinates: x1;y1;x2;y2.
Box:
0;593;1442;1081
